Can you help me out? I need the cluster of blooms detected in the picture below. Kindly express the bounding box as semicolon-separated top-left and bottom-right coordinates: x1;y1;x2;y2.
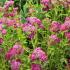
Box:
0;0;20;44
31;63;41;70
11;59;21;70
30;47;47;61
49;34;60;45
22;17;44;39
50;21;61;32
41;0;50;6
30;47;47;70
41;0;50;11
6;43;24;60
6;43;23;70
49;16;70;45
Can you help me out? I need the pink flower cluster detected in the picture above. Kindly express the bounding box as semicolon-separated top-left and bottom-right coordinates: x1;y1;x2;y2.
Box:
49;17;70;45
49;34;60;45
50;21;61;32
6;43;23;70
30;47;47;61
22;23;36;33
41;0;50;6
11;59;21;70
49;17;70;32
41;0;50;11
60;17;70;31
6;43;24;60
31;63;41;70
4;1;14;10
65;32;70;40
22;17;44;39
26;17;44;29
0;38;3;45
30;47;47;70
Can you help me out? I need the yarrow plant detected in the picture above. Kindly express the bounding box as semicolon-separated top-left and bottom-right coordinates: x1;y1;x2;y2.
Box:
0;0;70;70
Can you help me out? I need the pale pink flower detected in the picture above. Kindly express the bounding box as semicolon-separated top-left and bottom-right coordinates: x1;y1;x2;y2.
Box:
7;19;16;26
2;29;7;35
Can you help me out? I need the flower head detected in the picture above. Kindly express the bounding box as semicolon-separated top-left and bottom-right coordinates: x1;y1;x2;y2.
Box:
26;17;44;29
50;21;61;32
49;34;60;45
31;63;41;70
11;59;21;70
6;43;24;60
41;0;50;6
4;1;14;10
22;23;36;33
2;29;7;35
30;47;47;61
0;38;3;45
65;32;70;40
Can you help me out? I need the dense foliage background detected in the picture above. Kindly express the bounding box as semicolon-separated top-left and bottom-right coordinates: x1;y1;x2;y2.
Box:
0;0;70;70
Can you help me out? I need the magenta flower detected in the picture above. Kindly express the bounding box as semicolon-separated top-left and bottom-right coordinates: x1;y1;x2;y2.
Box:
60;23;69;31
30;47;47;61
6;44;24;60
49;34;60;44
60;18;70;31
0;38;3;45
13;44;24;54
50;21;61;32
65;32;70;40
11;60;21;70
5;48;15;60
2;29;7;35
31;63;41;70
26;17;41;25
26;17;44;29
4;1;14;10
22;23;36;33
9;12;15;17
28;32;35;40
41;0;50;6
22;23;36;39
